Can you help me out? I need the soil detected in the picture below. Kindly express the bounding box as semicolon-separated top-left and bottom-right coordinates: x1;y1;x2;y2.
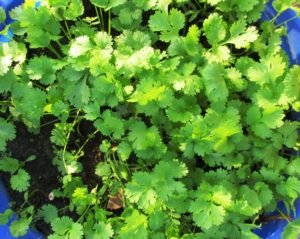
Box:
1;116;104;235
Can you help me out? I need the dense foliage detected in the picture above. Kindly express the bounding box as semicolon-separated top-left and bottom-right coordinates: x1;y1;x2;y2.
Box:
0;0;300;238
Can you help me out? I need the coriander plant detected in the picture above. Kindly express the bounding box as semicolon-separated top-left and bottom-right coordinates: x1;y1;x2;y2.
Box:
0;0;299;238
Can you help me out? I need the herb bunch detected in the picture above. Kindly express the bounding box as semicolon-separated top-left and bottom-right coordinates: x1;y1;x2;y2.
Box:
0;0;300;238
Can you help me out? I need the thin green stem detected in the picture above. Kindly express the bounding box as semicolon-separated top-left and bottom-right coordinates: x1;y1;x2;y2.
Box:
99;8;105;31
62;110;80;174
193;0;202;10
64;20;72;38
48;44;62;59
277;208;292;222
60;25;71;41
74;130;99;158
76;204;91;223
40;118;60;128
108;10;111;35
95;6;103;30
276;15;299;27
56;39;63;49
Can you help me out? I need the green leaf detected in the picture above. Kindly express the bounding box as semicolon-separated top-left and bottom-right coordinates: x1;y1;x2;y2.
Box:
235;0;259;12
95;162;112;178
69;36;92;58
0;119;16;151
11;86;47;128
273;0;295;12
0;157;20;174
226;20;258;49
166;96;201;122
0;55;12;76
190;199;225;229
26;56;57;84
90;0;126;10
261;106;284;129
91;222;114;239
64;76;90;108
128;81;166;105
10;217;31;237
10;169;30;192
276;177;300;200
94;110;124;139
149;9;185;42
0;70;17;93
128;122;166;160
125;171;158;209
38;204;58;224
201;63;228;103
282;218;300;239
0;7;6;22
247;54;286;86
283;65;300;102
203;13;226;46
119;209;148;239
0;209;13;225
64;0;84;20
51;216;83;239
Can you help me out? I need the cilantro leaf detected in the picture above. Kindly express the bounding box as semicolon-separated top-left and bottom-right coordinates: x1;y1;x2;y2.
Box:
64;0;84;20
38;204;58;224
69;36;92;58
127;122;166;161
92;222;114;239
90;0;126;10
94;110;124;139
203;13;226;46
10;169;30;192
0;119;16;151
201;63;228;103
235;0;259;12
226;20;258;49
149;9;185;42
128;79;166;106
190;199;225;229
0;7;6;22
282;218;300;239
276;177;300;200
283;65;300;102
26;56;57;84
10;217;31;237
51;216;83;239
119;209;148;239
0;157;20;174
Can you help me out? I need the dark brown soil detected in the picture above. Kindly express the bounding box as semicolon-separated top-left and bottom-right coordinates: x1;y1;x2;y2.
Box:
1;117;104;235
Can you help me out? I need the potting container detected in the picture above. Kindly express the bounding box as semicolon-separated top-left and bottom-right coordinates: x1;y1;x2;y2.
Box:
261;1;300;64
0;179;44;239
254;2;300;238
254;199;300;239
0;0;40;42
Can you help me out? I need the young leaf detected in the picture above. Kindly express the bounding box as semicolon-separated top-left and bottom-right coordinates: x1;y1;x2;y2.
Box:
38;204;58;224
0;119;16;151
92;222;114;239
203;13;227;46
10;217;31;237
226;20;258;49
282;218;300;239
149;9;185;42
201;63;228;103
190;199;226;229
118;209;148;239
0;7;6;22
0;157;20;174
10;169;30;192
